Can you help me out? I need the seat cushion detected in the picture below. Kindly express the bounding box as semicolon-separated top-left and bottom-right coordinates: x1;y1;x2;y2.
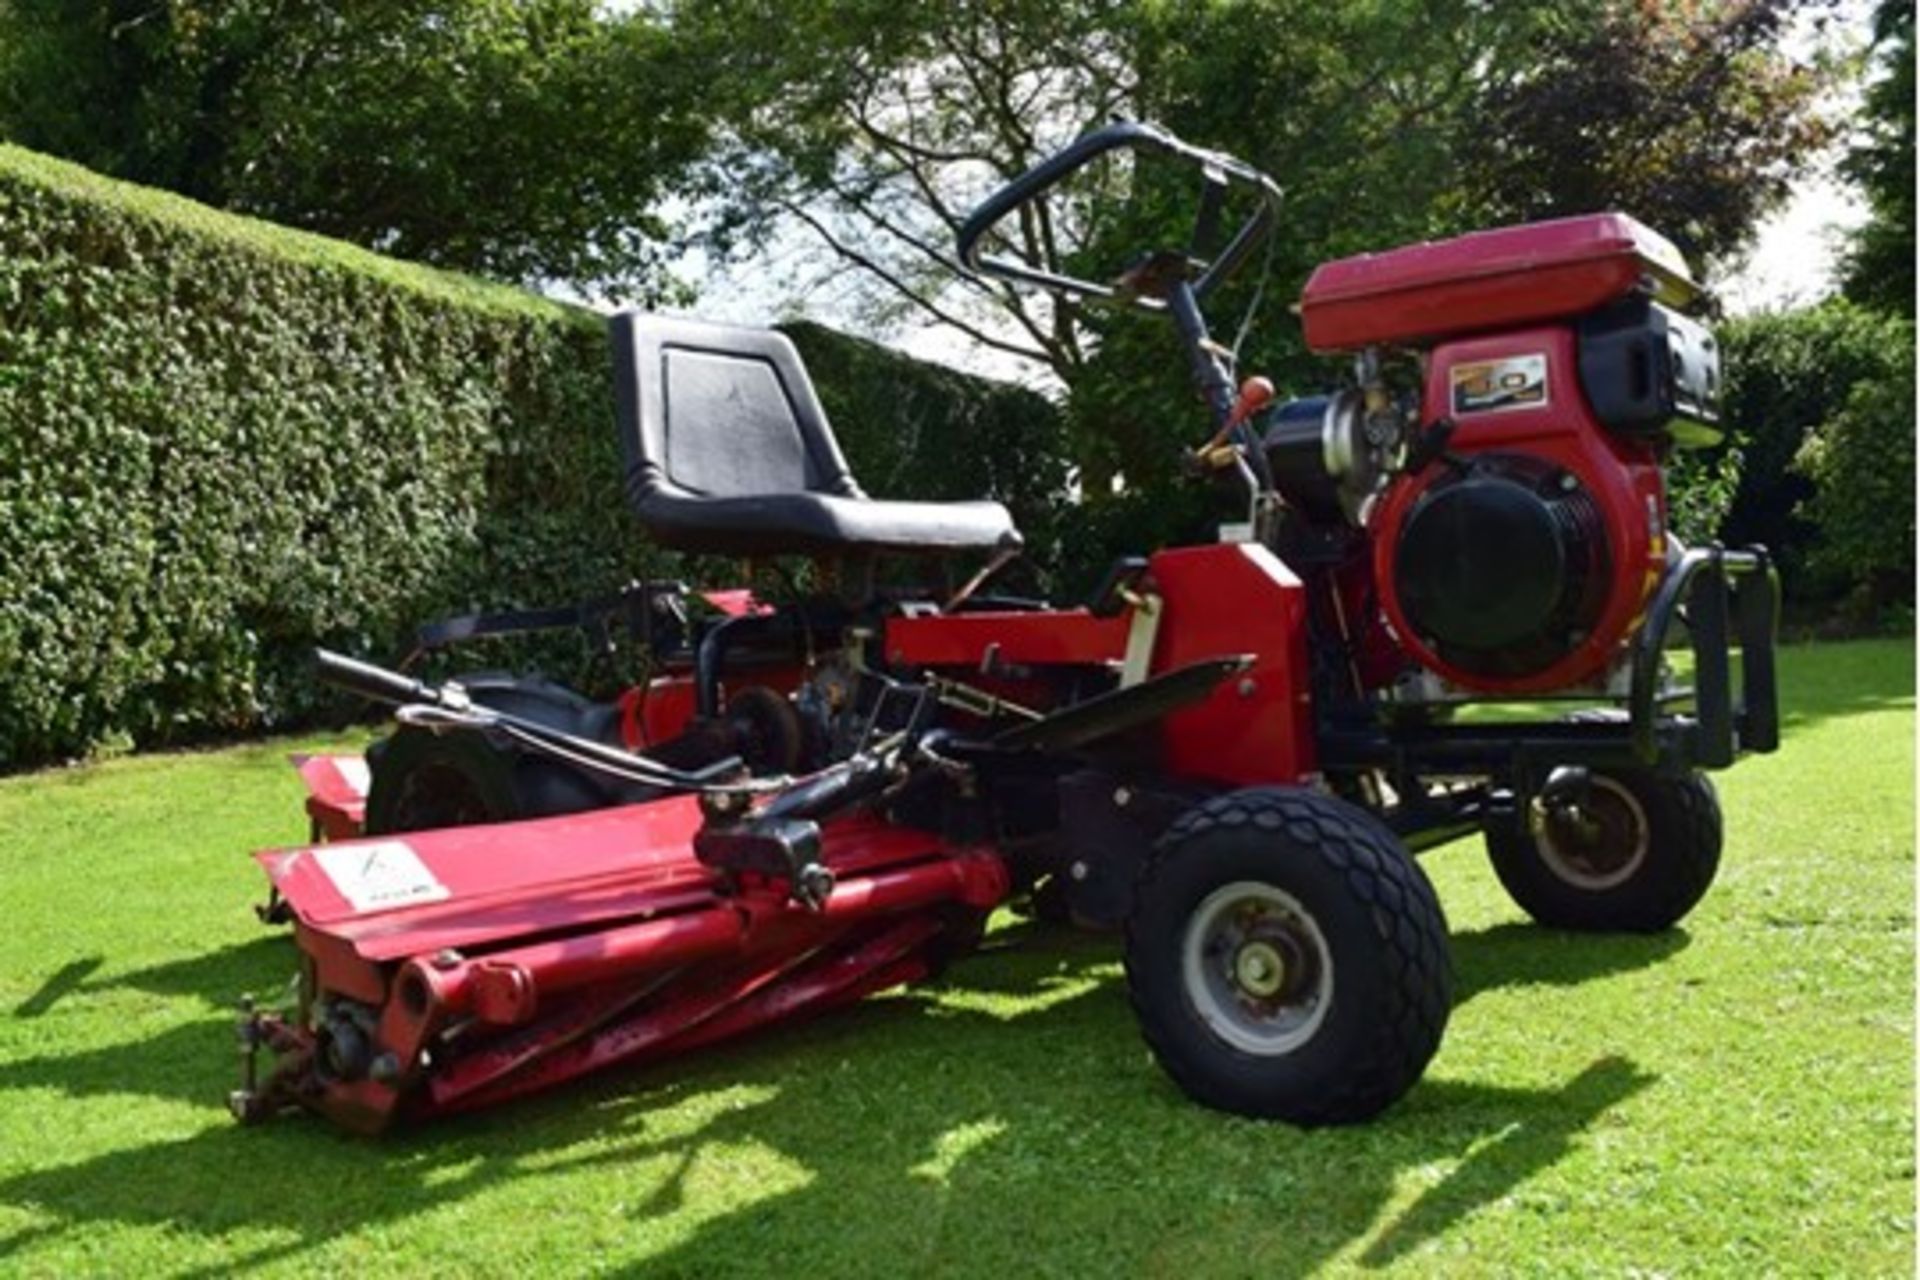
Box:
634;490;1021;556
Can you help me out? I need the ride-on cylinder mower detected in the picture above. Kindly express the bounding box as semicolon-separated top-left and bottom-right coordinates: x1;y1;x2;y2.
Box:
234;122;1779;1133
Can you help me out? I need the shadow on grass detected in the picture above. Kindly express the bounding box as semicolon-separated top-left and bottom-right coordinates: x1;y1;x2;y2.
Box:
11;958;104;1018
1778;685;1913;732
1359;1055;1651;1267
0;920;1668;1274
7;935;290;1024
1452;923;1689;1007
0;920;1676;1111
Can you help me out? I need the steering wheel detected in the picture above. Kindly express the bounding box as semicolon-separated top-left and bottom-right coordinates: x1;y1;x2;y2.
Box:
955;121;1283;312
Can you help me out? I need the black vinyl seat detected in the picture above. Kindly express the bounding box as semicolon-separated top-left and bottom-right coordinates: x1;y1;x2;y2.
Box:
610;313;1022;557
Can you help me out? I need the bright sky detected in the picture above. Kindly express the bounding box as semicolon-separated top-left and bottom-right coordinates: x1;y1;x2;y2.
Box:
1718;173;1870;314
1717;0;1877;314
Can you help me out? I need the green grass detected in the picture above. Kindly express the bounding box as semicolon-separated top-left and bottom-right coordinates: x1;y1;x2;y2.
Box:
0;641;1911;1277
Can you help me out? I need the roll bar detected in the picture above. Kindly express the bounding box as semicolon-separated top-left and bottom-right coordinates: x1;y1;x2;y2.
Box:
955;121;1283;310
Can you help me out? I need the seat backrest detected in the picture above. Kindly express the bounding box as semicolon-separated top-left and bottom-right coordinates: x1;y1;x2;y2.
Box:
610;312;864;511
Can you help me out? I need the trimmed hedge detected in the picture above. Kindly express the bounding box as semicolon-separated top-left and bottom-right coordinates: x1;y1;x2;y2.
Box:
1715;300;1916;605
1793;320;1916;608
0;144;1060;767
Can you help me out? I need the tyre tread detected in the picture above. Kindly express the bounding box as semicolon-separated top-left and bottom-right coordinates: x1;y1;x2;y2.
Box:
1124;787;1451;1126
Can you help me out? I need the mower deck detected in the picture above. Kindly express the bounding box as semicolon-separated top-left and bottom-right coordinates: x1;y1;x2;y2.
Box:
241;794;1008;1132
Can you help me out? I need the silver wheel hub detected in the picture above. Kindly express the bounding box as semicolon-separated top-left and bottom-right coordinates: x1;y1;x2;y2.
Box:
1234;940;1287;997
1182;881;1333;1056
1531;775;1650;890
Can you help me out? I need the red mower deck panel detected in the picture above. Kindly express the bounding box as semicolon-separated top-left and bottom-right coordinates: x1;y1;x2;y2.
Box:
247;801;1007;1131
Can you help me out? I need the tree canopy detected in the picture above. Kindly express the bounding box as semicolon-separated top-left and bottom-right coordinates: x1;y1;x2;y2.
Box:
1840;0;1915;317
0;0;1895;607
0;0;1849;454
1;1;1838;328
1467;2;1829;265
672;0;1833;488
0;0;714;299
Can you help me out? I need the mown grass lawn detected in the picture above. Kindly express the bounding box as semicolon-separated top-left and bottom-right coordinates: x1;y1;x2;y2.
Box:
0;639;1911;1277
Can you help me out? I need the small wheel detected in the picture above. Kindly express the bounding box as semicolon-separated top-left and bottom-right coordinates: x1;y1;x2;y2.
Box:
1486;768;1721;933
1124;787;1452;1126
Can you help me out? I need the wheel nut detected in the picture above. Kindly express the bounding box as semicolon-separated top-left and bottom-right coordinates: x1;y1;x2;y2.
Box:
1234;941;1287;997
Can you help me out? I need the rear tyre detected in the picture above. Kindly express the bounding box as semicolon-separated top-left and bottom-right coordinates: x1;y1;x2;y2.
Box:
1485;768;1721;933
363;728;522;836
1124;788;1451;1126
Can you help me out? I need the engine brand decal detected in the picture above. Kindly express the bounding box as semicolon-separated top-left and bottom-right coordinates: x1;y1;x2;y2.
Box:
313;840;449;913
1451;353;1548;415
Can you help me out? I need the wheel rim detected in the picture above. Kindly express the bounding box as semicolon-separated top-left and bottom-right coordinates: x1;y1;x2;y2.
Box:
1532;775;1649;890
1181;881;1334;1056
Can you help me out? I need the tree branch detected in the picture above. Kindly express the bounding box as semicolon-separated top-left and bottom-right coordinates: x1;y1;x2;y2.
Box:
816;174;1070;364
778;197;1054;366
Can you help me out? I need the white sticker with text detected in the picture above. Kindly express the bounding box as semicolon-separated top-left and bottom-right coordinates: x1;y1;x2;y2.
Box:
313;840;450;913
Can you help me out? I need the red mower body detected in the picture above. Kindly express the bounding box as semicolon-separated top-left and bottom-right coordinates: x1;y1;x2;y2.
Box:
1288;214;1713;695
239;131;1779;1136
1367;325;1669;693
256;796;1007;1132
886;543;1314;785
1298;213;1698;352
256;544;1316;1130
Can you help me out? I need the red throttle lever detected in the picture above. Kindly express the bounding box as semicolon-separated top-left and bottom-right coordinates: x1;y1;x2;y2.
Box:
1195;376;1275;469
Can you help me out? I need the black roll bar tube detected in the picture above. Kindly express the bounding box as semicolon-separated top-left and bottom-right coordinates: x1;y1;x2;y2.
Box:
1628;544;1781;767
955;121;1283;310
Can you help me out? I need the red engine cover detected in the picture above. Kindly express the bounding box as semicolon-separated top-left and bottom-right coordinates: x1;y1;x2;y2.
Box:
1299;213;1697;353
1370;327;1666;694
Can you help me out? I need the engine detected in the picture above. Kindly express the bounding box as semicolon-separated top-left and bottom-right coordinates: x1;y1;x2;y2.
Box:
1269;214;1723;695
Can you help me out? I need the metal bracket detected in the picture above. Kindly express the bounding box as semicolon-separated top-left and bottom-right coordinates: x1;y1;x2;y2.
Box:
1120;591;1162;688
1627;544;1780;766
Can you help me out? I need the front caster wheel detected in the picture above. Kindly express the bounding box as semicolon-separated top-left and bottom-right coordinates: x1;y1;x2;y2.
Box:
1485;768;1722;933
1123;788;1452;1126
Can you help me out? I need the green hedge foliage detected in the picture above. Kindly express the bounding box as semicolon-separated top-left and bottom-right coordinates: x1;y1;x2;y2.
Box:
1793;321;1916;608
1714;300;1914;603
0;144;1059;767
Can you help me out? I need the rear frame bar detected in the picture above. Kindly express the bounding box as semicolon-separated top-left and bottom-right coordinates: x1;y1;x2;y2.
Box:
1317;542;1781;785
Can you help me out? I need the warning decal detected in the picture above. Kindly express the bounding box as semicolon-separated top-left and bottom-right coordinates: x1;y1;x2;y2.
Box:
334;756;372;797
313;840;450;914
1451;353;1548;415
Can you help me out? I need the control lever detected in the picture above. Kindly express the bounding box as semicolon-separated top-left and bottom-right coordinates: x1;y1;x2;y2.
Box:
1193;375;1276;470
